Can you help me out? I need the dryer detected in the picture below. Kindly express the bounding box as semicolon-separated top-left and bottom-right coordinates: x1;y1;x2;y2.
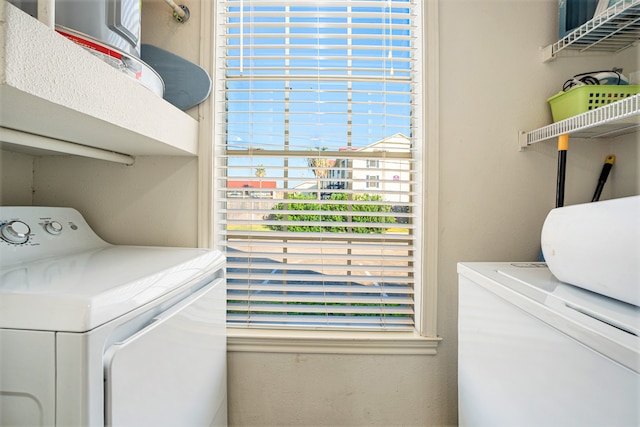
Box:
0;206;227;426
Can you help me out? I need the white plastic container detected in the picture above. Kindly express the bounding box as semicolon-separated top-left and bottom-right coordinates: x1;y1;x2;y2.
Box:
541;195;640;306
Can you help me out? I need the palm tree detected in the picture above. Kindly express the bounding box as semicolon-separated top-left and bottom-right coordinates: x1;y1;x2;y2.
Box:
255;165;266;198
307;147;329;189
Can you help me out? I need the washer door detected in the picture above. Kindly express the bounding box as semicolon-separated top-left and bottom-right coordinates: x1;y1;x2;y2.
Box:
104;277;226;427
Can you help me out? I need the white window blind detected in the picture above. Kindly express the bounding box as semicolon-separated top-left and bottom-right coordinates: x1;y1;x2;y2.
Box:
216;0;422;330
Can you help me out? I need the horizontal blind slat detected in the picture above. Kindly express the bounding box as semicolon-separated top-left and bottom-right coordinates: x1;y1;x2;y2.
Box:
227;304;413;316
227;316;415;329
227;294;414;304
223;231;414;242
227;282;414;294
228;278;414;287
224;252;414;261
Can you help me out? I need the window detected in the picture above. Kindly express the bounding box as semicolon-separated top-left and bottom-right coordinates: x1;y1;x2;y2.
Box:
366;175;380;189
367;159;380;168
215;0;423;331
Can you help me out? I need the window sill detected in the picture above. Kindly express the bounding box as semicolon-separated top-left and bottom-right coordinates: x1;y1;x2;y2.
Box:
227;328;442;355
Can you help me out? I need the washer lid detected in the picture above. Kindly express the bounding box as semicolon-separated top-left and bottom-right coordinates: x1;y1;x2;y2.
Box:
0;246;225;332
458;262;640;374
495;263;640;335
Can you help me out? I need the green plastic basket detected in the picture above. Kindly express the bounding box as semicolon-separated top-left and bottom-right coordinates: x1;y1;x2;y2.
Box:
547;85;640;122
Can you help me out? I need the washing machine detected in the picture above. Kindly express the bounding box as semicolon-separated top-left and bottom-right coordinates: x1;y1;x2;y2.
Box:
0;206;227;426
458;262;640;427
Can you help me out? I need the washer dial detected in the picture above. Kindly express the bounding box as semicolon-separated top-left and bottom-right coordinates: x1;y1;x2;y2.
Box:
44;221;63;235
1;220;31;244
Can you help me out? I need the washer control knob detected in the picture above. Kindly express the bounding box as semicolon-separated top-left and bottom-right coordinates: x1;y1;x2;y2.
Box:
1;221;31;244
44;221;63;235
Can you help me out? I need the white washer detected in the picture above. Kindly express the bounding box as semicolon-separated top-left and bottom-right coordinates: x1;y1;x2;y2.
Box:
0;206;227;427
458;262;640;427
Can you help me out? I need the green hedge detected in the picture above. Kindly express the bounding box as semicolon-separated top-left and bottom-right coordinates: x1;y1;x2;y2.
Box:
264;193;396;233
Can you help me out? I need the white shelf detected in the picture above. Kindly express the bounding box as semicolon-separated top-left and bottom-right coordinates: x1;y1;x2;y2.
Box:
542;0;640;62
519;94;640;149
0;1;199;163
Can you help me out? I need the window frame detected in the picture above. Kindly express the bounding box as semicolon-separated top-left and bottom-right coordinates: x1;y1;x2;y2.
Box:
199;0;440;354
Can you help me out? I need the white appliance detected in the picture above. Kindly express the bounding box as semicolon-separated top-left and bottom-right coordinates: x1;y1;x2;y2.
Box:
0;206;227;426
7;1;165;97
458;262;640;427
9;0;142;57
541;195;640;306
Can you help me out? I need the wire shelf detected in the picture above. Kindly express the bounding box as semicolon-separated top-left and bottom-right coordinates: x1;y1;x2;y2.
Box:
543;0;640;61
520;94;640;148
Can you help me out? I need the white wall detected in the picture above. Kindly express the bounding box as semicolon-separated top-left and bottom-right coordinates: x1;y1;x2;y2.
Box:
229;352;455;426
1;0;638;426
141;0;203;120
609;133;640;197
0;150;33;205
31;156;199;247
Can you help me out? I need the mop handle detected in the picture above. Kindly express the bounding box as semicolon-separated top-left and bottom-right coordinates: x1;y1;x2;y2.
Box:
556;134;569;208
592;155;615;202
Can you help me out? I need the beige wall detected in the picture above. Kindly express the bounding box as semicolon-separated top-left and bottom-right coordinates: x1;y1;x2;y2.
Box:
1;0;638;426
31;155;199;247
0;150;33;206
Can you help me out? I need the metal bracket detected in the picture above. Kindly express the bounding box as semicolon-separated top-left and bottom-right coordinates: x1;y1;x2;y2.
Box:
518;131;529;151
173;5;190;23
